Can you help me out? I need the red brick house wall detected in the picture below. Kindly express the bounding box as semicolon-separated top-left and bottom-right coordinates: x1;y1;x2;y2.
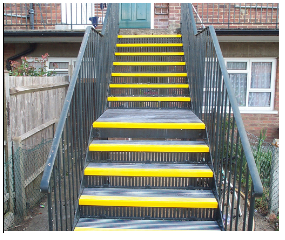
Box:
154;3;181;30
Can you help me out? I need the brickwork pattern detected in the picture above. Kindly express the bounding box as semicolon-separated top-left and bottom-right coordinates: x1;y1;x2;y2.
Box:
192;3;279;29
4;3;106;31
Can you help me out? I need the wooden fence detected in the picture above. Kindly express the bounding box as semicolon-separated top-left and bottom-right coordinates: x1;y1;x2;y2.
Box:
4;71;69;229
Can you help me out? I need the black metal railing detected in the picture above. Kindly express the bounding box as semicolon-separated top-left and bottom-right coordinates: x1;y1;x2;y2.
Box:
4;3;108;30
39;3;119;231
181;3;263;231
191;3;279;30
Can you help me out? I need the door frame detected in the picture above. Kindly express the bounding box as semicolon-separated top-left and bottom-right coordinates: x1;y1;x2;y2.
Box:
151;3;154;29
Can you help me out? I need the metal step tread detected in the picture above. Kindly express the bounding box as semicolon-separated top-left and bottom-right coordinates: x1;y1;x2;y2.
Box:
113;62;185;66
116;43;183;47
74;218;221;231
118;35;182;38
111;73;187;77
107;96;190;102
95;109;203;123
79;188;218;208
93;109;204;129
115;52;184;56
89;139;209;152
109;83;189;88
84;162;213;177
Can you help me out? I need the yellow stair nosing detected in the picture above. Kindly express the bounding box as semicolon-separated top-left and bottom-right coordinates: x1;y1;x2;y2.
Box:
116;43;183;47
89;144;209;153
79;195;218;208
93;122;205;130
84;167;213;178
113;62;186;66
107;97;191;102
118;34;182;38
109;84;189;89
115;52;184;56
111;73;187;77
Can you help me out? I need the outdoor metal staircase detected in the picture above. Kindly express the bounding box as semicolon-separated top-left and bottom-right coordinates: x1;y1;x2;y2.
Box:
73;34;222;231
40;3;263;231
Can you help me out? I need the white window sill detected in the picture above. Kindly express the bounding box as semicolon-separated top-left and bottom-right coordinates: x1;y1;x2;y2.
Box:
239;110;279;115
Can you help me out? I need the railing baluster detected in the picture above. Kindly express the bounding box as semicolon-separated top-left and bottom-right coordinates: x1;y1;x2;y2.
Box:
39;4;119;230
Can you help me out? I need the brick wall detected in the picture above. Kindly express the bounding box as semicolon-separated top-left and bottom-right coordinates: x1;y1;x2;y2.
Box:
154;3;181;30
192;3;279;29
4;3;105;31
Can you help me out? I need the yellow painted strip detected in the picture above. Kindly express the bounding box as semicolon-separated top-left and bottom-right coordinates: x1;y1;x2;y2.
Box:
89;144;209;152
116;43;183;47
109;84;189;88
113;62;186;66
107;97;190;102
118;34;182;38
79;195;218;208
115;52;184;56
74;228;198;231
111;73;187;77
84;167;213;178
93;122;205;130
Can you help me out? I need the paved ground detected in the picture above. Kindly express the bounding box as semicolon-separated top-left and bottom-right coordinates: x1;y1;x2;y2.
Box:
9;197;49;231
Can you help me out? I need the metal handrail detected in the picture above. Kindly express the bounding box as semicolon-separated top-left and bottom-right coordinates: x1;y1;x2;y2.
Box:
39;26;91;194
181;3;263;231
208;26;263;198
39;3;119;230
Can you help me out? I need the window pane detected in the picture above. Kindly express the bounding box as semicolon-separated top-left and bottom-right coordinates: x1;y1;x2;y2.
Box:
248;92;271;107
251;62;272;88
49;62;69;69
229;73;247;106
227;62;247;70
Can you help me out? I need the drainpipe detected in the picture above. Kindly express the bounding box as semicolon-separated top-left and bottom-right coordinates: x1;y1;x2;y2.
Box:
29;3;34;30
6;43;37;71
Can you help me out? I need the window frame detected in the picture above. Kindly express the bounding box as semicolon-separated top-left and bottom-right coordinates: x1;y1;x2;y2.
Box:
224;57;277;114
47;57;77;76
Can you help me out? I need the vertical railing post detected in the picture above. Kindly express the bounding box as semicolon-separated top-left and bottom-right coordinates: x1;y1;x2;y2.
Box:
47;186;53;231
248;185;256;231
29;3;34;29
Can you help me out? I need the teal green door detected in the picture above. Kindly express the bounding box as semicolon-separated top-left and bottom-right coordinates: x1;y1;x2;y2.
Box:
119;3;151;28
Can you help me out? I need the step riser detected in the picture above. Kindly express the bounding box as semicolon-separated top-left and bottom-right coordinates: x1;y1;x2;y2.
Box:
116;47;183;53
84;176;213;190
79;206;218;221
89;152;209;163
113;65;186;72
111;76;188;84
96;129;205;139
109;89;189;97
108;101;191;109
115;56;184;62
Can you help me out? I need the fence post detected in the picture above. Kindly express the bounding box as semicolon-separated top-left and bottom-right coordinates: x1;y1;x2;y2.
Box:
4;70;15;229
13;137;27;217
270;139;279;215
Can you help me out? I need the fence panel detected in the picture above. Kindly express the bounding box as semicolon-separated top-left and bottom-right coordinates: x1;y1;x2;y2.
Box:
4;72;69;230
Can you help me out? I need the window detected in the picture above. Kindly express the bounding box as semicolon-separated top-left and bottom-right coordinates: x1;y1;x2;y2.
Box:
225;58;277;113
47;57;76;76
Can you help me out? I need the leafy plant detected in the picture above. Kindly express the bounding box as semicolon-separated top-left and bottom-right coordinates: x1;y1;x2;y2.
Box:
9;53;57;77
